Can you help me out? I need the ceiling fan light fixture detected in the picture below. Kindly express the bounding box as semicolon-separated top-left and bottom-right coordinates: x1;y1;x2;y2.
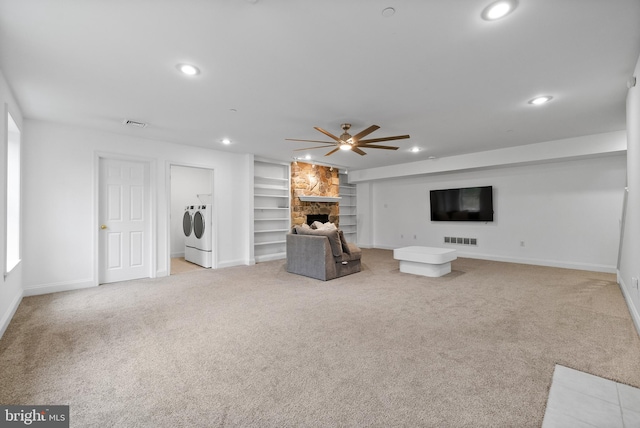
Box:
287;123;409;157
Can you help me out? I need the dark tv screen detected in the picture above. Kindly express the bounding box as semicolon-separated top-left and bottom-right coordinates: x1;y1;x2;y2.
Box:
430;186;493;222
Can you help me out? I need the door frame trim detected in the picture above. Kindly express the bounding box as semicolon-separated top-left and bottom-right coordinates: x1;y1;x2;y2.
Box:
94;152;157;286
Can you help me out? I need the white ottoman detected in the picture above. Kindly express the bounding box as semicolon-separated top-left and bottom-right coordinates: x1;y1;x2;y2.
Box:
393;246;457;278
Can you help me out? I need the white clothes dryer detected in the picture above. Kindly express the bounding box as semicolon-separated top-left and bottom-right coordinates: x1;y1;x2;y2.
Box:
186;204;212;268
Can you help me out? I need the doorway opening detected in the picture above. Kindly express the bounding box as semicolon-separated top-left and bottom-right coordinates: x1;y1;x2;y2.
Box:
169;164;215;275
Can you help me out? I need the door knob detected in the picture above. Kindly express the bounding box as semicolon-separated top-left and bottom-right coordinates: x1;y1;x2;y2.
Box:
101;224;107;230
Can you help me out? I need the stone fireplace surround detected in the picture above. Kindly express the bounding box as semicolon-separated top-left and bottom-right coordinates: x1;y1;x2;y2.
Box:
291;162;340;227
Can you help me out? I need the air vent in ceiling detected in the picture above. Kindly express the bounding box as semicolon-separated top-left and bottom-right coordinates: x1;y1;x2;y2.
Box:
122;119;148;128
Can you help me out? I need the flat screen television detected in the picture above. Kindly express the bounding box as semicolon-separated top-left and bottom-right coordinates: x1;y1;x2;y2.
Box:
430;186;494;222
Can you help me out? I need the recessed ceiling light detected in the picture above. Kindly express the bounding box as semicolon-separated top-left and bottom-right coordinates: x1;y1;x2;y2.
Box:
410;147;421;153
481;0;517;21
221;138;231;145
304;154;311;160
382;7;395;17
528;95;553;105
177;63;200;76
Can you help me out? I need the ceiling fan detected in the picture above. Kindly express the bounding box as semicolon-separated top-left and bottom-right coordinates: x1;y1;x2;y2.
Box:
286;123;410;156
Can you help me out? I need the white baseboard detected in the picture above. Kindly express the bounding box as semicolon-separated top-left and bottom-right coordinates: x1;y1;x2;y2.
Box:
356;243;374;249
455;252;616;274
23;278;96;297
617;274;640;338
254;254;286;264
373;245;615;273
374;245;395;250
170;252;185;258
0;290;23;340
217;259;251;269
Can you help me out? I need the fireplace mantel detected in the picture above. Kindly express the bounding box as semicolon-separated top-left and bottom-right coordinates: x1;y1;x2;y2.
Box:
298;195;341;202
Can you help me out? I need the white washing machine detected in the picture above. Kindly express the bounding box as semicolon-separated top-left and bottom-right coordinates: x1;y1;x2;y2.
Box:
183;205;197;263
185;204;212;268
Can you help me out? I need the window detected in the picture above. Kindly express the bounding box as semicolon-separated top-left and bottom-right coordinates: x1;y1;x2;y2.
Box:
6;111;20;274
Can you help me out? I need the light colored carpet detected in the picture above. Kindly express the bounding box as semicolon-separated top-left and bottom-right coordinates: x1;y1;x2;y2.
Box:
1;249;639;427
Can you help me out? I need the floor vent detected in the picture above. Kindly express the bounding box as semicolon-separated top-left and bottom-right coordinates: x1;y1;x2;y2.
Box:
444;236;477;246
122;119;148;128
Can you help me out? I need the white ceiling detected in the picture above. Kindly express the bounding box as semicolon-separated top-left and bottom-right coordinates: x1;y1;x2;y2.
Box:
1;0;639;170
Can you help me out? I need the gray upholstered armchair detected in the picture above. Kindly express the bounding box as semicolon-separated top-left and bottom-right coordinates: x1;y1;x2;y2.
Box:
285;226;362;281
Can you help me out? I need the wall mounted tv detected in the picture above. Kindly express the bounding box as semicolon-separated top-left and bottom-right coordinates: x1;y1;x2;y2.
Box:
430;186;494;222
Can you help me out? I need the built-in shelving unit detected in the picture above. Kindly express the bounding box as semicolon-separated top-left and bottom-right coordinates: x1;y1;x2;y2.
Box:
339;172;357;243
254;159;290;262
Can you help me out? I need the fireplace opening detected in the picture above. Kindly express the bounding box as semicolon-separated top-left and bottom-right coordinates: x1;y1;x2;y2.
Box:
306;214;330;226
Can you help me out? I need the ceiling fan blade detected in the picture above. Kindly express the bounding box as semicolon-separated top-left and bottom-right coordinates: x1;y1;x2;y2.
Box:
352;147;367;156
286;138;335;144
314;127;344;143
356;144;399;150
359;134;410;144
324;147;340;156
351;125;380;141
293;144;338;151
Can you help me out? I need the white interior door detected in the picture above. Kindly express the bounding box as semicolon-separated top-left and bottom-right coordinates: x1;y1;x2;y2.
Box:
99;158;150;284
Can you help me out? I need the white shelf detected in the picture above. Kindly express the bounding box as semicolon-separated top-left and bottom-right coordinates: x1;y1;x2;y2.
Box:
255;175;288;182
255;194;289;198
254;183;288;190
254;240;286;246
